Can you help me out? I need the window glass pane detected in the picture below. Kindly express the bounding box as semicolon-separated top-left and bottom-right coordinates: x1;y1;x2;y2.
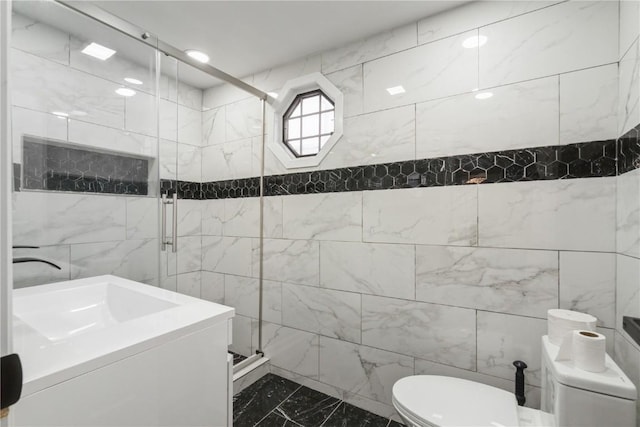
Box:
302;95;320;115
302;114;320;138
320;96;333;111
321;112;334;134
290;102;302;118
286;117;301;140
301;137;320;155
320;135;330;148
287;139;302;156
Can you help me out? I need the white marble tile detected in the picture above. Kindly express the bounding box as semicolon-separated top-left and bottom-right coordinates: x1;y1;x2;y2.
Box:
559;251;615;328
224;197;282;238
326;65;363;118
126;197;158;240
159;139;178;180
226;98;262;142
477;311;547;386
201;236;252;276
417;1;562;45
11;106;67;164
176;199;202;237
12;245;71;288
320;241;415;300
618;169;640;258
416;246;558;318
224;275;281;324
124;91;157;137
363;30;477;113
69;119;156;157
11;49;125;129
160;99;178;142
324;105;415;169
13;192;126;245
167;235;201;275
200;271;225;304
256;239;320;285
201;199;224;236
282;284;361;343
202;78;254;111
343;392;400;421
597;327;616;357
230;315;253;357
620;1;640;60
70;238;157;283
319;337;413;405
616;254;640;333
255;322;320;378
362;295;476;369
322;23;417;74
176;271;201;298
479;1;618;87
560;64;618;144
69;37;157;97
202;107;225;146
283;192;362;241
177;143;202;183
619;39;640;137
12;12;69;65
201;139;253;181
478;178;616;251
177;81;203;110
253;55;321;92
363;186;477;246
178;105;202;146
416;77;559;158
613;332;640;414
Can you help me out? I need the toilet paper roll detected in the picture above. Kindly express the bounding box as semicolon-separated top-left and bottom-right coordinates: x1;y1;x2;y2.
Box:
548;309;597;346
555;330;607;373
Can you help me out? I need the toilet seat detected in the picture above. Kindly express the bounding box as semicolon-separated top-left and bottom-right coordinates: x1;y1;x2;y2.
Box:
392;375;521;427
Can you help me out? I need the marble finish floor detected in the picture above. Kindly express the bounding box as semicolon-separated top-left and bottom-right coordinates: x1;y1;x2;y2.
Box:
233;373;405;427
231;351;248;365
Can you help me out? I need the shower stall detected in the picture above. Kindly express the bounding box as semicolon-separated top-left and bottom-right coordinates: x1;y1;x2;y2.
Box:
5;0;269;375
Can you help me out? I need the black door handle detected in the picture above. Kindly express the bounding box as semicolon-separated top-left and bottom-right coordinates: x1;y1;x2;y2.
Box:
1;354;23;409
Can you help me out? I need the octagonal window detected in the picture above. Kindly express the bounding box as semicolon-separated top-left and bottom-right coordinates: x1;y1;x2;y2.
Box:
282;90;335;157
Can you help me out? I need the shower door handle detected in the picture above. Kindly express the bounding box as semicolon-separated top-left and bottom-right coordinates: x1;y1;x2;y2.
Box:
161;192;178;253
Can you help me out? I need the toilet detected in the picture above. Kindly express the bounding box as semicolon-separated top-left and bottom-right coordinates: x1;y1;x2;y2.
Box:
392;336;637;427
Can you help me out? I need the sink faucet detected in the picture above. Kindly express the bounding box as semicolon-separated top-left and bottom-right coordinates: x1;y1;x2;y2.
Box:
12;246;62;270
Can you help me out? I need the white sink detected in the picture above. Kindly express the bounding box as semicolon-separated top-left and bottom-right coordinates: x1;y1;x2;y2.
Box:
14;281;177;341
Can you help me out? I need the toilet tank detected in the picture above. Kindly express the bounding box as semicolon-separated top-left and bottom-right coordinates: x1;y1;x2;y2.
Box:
540;335;637;427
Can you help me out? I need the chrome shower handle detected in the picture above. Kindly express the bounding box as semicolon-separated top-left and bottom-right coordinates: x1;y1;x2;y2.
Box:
161;193;168;251
171;192;177;253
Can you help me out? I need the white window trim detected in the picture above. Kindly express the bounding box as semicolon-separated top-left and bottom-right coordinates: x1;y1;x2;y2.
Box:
269;73;344;169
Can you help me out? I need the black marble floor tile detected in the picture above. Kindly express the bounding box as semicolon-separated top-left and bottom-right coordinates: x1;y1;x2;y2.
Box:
256;412;300;426
274;386;341;427
321;402;390;427
231;351;248;365
234;374;301;427
387;421;406;427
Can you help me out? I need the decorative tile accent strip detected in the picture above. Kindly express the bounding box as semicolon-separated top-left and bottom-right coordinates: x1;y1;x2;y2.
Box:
22;136;149;195
618;124;640;175
160;179;202;200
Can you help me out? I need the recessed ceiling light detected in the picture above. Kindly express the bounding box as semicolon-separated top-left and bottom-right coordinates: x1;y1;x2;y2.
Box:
81;42;116;60
51;111;68;118
475;92;493;100
115;87;136;97
268;92;279;99
185;50;209;63
386;85;406;95
124;77;143;85
462;35;488;49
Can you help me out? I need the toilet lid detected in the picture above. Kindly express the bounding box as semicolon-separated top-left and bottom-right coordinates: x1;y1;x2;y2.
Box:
392;376;520;427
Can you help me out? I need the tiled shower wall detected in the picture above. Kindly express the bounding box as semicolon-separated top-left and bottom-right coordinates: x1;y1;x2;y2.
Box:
613;1;640;423
202;0;623;418
9;11;210;296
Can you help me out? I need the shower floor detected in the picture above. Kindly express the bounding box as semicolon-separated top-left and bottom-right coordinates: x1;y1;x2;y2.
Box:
230;351;248;365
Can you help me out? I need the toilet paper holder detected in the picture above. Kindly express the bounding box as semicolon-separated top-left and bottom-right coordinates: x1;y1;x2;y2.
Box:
623;316;640;347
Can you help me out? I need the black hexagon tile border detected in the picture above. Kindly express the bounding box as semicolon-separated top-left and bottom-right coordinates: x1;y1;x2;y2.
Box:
15;124;640;199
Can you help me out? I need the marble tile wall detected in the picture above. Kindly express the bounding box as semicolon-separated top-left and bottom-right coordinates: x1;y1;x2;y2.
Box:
199;0;624;419
614;2;640;421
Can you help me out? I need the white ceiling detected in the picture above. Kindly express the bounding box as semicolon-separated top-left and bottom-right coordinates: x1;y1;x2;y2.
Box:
91;1;469;87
